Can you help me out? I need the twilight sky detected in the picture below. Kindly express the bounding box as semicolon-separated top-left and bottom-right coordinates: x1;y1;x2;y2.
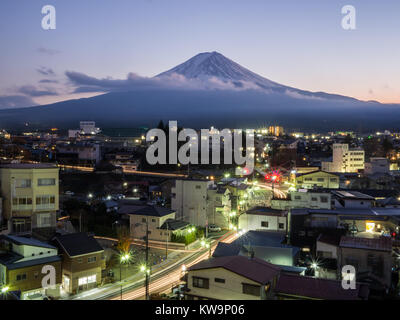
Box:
0;0;399;108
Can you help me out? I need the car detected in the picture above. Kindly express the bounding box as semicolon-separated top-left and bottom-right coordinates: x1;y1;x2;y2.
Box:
64;191;74;196
208;224;221;232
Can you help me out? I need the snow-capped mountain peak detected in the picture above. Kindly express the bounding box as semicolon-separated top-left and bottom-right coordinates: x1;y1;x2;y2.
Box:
156;51;282;89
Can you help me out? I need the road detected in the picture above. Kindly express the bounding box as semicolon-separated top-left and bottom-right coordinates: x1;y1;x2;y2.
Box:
256;182;288;199
109;231;238;300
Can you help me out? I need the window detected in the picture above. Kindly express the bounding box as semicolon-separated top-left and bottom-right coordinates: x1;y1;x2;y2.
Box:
88;256;97;263
38;213;51;227
311;197;317;201
16;273;27;281
294;196;301;200
305;178;313;181
317;178;324;182
142;218;146;223
215;278;225;283
320;196;328;203
279;223;284;229
34;272;39;279
261;221;269;228
38;178;56;186
195;185;201;189
15;179;31;188
193;277;209;289
242;283;260;296
78;277;88;286
152;219;156;223
36;195;56;208
87;275;96;283
330;178;337;182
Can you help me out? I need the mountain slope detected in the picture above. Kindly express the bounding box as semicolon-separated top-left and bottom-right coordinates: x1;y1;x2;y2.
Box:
0;51;398;131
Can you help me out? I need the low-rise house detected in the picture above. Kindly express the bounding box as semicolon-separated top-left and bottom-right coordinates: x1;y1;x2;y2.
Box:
53;233;105;294
186;255;369;300
239;207;287;233
332;190;375;209
271;190;331;210
0;235;62;300
338;236;392;293
185;255;281;300
275;273;369;300
295;170;339;189
119;204;191;242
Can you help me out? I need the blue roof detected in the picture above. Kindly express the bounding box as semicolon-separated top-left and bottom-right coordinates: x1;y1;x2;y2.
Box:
233;230;289;248
2;235;56;250
0;254;61;270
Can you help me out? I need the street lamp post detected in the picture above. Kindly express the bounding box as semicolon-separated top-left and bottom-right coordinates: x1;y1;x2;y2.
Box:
145;217;150;300
119;253;131;300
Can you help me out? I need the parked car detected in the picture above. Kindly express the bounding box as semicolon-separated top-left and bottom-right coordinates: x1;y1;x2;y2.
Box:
208;224;221;232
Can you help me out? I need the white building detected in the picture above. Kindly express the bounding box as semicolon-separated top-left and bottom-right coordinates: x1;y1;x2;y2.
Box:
238;207;287;233
171;179;233;228
68;121;100;138
271;190;331;210
322;144;364;173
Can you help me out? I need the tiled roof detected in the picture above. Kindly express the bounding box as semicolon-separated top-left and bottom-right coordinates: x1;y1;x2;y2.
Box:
246;206;286;217
339;236;392;252
275;273;369;300
332;190;375;200
189;255;281;285
159;219;190;230
118;205;175;217
54;233;103;257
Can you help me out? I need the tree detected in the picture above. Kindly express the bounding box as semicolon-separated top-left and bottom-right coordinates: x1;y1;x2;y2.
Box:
116;226;131;254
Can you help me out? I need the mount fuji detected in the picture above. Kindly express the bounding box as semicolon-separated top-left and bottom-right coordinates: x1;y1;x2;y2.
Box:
0;51;399;131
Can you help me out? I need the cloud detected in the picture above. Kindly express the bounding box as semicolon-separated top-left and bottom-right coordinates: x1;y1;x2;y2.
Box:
36;66;56;76
0;95;35;109
284;89;325;101
65;71;264;94
17;85;58;97
37;47;60;55
39;79;59;84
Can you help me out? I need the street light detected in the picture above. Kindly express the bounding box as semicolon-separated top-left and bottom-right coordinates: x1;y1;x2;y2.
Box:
1;286;9;293
119;253;131;300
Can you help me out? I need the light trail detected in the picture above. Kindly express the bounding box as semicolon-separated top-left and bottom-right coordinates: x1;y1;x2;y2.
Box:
110;231;238;300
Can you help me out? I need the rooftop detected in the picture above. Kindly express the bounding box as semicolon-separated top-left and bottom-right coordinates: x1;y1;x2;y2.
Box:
339;236;392;252
0;235;57;250
118;205;175;217
0;163;57;169
54;232;103;257
332;190;375;201
246;206;287;217
189;255;281;285
275;273;369;300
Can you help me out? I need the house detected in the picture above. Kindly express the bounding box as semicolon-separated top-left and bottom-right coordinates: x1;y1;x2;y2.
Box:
119;204;191;242
213;231;301;271
185;255;369;300
185;255;281;300
0;163;59;235
364;157;390;175
332;190;375;209
271;190;331;210
338;236;392;292
239;207;287;233
53;233;105;294
275;273;369;300
295;170;339;189
0;235;62;300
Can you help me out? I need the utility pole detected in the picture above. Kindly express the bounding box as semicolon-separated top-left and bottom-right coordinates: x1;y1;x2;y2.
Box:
166;222;169;259
145;217;150;300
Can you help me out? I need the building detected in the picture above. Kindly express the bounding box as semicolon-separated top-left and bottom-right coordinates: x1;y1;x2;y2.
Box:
295;170;339;189
0;163;59;235
118;204;190;242
185;255;281;300
56;142;101;166
185;255;369;300
53;233;105;294
171;179;215;227
322;143;365;173
271;190;332;210
268;126;284;136
239;207;287;232
206;186;231;228
332;190;375;209
0;235;62;300
365;157;390;175
338;236;392;292
68;121;101;138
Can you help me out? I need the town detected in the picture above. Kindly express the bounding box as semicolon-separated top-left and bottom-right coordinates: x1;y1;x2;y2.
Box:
1;121;400;301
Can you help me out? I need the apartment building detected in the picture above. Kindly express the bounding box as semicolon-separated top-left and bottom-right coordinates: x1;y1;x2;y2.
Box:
171;179;215;227
0;164;59;235
0;235;62;300
322;143;365;173
56;142;101;166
